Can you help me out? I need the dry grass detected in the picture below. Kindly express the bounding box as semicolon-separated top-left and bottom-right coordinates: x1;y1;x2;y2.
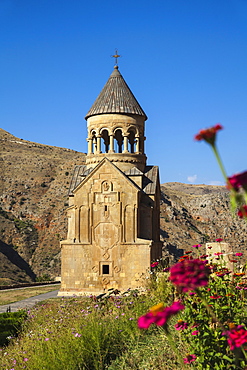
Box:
0;285;61;305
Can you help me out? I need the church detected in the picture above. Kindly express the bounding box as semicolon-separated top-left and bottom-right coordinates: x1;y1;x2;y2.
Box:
59;62;162;295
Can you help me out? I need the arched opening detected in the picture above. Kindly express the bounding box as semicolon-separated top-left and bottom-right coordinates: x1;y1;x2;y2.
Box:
101;130;110;153
91;131;97;154
128;131;136;153
114;129;123;153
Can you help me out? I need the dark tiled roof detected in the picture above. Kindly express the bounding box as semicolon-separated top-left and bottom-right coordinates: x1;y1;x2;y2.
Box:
68;165;93;195
124;167;143;176
68;164;159;196
142;166;159;194
85;66;147;120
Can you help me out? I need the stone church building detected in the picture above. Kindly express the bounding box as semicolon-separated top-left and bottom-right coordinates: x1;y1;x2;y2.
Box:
59;65;162;295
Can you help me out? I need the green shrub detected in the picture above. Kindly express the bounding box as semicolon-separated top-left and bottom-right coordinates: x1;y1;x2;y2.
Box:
0;311;27;347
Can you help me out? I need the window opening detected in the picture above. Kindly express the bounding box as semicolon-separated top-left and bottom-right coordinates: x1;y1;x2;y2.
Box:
115;129;123;153
128;131;136;153
102;130;109;153
102;264;109;274
92;132;97;153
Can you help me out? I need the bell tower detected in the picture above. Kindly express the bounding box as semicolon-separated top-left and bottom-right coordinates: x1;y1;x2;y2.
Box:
85;65;147;172
59;62;162;296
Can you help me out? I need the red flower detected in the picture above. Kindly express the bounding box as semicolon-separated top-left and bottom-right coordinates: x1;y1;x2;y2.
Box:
183;354;197;364
138;301;184;329
150;262;159;268
224;326;247;350
192;244;202;248
174;319;189;330
194;124;223;145
192;330;199;335
238;205;247;219
169;259;211;292
210;295;222;299
215;238;223;242
235;252;243;257
228;171;247;191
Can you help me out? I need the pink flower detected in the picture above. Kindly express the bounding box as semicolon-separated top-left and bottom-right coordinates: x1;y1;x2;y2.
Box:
174;320;188;330
183;354;197;364
238;205;247;219
192;244;202;248
192;330;199;335
138;301;184;329
151;261;159;268
235;252;243;257
228;171;247;191
169;259;211;292
224;326;247;350
215;238;223;242
194;124;223;145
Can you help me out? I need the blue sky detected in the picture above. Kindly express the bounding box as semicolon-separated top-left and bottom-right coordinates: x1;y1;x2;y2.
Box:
1;0;247;185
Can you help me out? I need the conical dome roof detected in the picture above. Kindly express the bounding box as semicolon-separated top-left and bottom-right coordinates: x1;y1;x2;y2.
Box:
85;66;147;120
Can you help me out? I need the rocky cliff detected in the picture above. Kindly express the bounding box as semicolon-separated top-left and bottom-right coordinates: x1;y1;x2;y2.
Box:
0;129;246;284
0;129;85;284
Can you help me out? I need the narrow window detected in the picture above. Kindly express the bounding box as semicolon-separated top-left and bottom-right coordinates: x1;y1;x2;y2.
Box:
102;264;109;274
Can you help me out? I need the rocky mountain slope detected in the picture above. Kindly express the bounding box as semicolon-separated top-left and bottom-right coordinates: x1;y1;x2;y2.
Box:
0;129;246;284
160;183;247;261
0;129;85;284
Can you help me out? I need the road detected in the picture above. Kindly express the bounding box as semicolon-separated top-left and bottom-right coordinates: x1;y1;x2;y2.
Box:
0;289;59;313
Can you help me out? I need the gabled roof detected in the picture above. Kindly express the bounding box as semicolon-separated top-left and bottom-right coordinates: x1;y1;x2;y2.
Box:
69;158;141;195
142;166;160;195
85;66;147;120
69;163;160;196
68;165;93;195
124;167;143;176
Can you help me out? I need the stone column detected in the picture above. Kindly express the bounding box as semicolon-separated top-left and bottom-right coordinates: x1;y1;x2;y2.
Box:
142;136;146;154
87;138;93;155
96;135;101;154
75;206;80;242
123;134;129;153
135;136;140;153
109;134;115;153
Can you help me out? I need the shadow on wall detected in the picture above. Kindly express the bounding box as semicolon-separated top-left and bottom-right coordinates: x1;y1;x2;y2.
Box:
165;243;184;260
0;241;36;281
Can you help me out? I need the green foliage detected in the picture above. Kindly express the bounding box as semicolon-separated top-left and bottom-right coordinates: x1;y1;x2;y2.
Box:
35;274;52;282
0;257;246;369
176;267;247;369
13;218;33;231
0;311;27;347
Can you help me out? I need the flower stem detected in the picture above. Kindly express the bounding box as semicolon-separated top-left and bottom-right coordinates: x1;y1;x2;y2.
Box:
196;290;225;331
211;144;229;185
163;327;187;369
